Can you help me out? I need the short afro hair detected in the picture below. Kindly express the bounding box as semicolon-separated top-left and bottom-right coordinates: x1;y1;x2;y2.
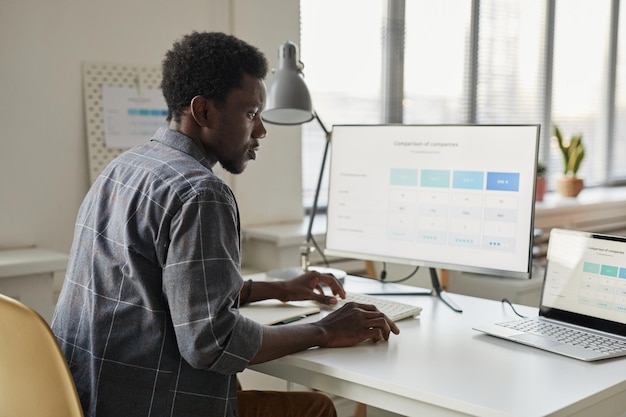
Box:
160;31;268;122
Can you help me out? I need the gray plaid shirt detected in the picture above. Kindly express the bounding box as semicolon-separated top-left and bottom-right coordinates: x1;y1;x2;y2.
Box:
52;128;262;417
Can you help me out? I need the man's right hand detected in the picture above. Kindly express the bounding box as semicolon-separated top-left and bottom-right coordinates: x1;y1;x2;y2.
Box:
314;302;400;347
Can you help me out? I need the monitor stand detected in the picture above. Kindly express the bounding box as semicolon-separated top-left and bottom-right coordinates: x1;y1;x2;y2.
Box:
429;268;462;313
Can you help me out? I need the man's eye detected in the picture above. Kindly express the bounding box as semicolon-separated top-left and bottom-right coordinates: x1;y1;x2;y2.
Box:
247;111;258;119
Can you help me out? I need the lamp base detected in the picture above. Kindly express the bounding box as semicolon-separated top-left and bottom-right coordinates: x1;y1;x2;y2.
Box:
266;266;347;284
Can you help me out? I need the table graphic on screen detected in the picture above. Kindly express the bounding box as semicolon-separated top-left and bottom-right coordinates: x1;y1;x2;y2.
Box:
578;262;626;313
325;125;540;302
388;169;520;251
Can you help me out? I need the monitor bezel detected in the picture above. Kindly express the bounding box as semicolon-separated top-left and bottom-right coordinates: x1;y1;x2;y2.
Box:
538;228;626;335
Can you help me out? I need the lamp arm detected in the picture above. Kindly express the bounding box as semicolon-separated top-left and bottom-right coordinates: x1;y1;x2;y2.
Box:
301;112;331;270
305;112;331;243
313;111;331;137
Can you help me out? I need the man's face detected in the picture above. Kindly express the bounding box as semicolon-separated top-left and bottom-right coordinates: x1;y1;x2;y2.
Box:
210;75;267;174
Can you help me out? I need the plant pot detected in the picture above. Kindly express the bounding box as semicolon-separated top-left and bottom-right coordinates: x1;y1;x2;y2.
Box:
535;176;546;202
556;176;584;198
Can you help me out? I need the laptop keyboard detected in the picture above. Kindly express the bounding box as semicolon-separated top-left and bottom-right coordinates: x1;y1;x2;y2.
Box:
499;319;626;354
328;292;422;322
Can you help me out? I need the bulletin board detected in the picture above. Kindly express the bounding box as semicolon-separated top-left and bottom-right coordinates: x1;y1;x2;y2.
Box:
82;61;164;183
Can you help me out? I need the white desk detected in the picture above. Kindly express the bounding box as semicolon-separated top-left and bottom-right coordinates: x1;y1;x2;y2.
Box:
249;275;626;417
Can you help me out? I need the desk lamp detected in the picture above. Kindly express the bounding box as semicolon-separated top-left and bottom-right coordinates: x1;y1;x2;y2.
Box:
262;41;346;281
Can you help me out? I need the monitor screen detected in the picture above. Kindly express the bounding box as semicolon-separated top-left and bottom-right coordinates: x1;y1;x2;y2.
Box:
324;124;540;279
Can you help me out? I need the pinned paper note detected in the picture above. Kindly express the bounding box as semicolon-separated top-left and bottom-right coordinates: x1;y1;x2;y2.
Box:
102;85;168;148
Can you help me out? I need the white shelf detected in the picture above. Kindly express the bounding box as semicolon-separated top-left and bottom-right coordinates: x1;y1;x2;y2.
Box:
0;248;68;278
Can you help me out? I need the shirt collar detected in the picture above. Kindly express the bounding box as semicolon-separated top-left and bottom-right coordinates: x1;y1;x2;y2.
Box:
151;127;214;171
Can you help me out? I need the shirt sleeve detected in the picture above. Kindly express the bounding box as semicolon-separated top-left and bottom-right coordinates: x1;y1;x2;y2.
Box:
162;183;262;374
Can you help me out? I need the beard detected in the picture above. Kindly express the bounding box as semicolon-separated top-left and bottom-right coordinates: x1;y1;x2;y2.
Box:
219;158;246;175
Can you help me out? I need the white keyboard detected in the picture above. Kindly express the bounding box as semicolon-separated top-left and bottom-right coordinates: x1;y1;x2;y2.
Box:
329;292;422;322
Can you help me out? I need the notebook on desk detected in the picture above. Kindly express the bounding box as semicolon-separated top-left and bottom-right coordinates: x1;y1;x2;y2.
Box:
473;228;626;361
239;300;320;325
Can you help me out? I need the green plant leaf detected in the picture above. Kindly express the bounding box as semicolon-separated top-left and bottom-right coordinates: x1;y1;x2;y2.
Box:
553;125;585;176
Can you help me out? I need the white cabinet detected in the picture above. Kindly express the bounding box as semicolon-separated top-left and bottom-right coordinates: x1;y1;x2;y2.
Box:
0;248;68;323
241;217;367;275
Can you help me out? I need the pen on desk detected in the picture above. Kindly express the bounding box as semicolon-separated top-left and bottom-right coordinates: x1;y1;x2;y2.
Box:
365;292;431;296
277;315;306;325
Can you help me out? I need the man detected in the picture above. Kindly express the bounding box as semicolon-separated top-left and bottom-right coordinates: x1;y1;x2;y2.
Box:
52;31;398;417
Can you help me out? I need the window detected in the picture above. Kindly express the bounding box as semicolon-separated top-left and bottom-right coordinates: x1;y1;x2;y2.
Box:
300;0;626;209
552;0;611;186
403;0;470;124
614;1;626;180
474;0;545;126
300;0;385;209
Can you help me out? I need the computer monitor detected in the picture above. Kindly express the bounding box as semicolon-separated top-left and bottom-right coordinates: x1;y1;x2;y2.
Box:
324;124;541;311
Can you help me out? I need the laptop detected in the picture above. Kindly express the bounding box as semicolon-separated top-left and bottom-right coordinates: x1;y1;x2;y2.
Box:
473;228;626;361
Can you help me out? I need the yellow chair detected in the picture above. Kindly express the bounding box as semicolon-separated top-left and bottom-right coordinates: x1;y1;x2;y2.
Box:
0;293;84;417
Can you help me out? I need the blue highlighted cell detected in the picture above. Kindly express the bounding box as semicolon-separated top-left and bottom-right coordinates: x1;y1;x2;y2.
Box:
421;169;451;188
583;262;601;274
453;171;484;190
390;168;418;186
128;108;168;117
486;172;520;192
619;268;626;279
601;265;619;277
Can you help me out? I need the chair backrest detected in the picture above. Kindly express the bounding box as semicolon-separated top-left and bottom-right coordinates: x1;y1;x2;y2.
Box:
0;293;84;417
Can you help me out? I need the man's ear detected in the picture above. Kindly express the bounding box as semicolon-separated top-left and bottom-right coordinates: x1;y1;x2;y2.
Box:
190;95;215;128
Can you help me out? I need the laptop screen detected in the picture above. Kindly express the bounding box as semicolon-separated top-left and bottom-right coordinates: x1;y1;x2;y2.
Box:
540;228;626;336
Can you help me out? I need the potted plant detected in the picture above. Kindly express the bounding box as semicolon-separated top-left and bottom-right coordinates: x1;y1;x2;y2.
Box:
554;125;585;197
535;162;547;202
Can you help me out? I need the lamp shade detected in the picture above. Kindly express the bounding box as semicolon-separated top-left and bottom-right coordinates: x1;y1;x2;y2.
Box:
262;41;314;125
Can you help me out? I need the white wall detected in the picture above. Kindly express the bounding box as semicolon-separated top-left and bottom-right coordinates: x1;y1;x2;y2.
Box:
0;0;303;254
228;1;305;232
